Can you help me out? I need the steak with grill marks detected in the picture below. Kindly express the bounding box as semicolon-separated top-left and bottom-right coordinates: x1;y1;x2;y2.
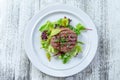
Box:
50;28;77;53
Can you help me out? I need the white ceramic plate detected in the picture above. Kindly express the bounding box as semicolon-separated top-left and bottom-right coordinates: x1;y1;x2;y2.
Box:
24;4;98;77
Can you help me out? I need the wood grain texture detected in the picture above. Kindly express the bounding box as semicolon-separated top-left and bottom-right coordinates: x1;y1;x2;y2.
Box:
0;0;120;80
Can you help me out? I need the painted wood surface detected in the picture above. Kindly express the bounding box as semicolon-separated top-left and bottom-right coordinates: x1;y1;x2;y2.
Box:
0;0;120;80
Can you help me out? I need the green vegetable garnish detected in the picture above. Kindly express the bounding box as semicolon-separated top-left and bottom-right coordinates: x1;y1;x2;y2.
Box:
76;23;86;30
39;21;53;32
50;29;61;37
56;18;69;27
56;18;62;26
61;18;69;27
68;25;78;34
46;52;51;61
41;40;49;49
68;23;87;35
39;17;90;64
48;45;57;53
57;44;82;63
77;41;84;45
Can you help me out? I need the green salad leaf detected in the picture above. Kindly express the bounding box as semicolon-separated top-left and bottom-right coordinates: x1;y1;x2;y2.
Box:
56;18;69;27
67;44;82;57
77;41;84;45
39;21;53;32
67;25;75;30
61;18;69;27
58;54;71;64
41;40;49;49
58;44;82;64
48;45;54;53
50;29;61;37
46;52;51;61
63;55;71;64
76;23;86;30
56;18;62;26
68;23;86;35
48;45;58;53
75;23;86;35
72;44;82;56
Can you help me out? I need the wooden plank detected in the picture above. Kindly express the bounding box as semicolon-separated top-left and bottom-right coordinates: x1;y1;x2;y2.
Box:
0;0;35;80
107;0;120;80
0;0;21;80
14;0;35;80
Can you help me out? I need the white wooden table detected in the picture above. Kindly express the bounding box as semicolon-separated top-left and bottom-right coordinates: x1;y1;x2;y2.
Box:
0;0;120;80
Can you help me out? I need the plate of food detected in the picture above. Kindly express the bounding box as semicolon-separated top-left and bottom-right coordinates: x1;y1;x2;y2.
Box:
24;4;98;77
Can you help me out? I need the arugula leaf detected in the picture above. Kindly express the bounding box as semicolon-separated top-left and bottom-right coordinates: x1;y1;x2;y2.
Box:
50;29;61;37
46;52;51;61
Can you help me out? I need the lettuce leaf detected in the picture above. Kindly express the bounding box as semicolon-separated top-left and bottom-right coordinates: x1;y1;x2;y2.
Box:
56;18;62;26
76;23;86;30
72;44;82;56
68;25;77;34
41;40;49;49
68;23;86;35
47;45;58;53
58;44;82;64
46;52;51;61
58;54;71;64
56;18;69;27
39;21;53;32
50;29;61;37
75;23;86;35
77;41;84;45
61;18;69;27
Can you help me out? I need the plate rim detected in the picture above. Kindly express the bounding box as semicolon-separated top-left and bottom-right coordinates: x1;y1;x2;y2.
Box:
31;10;91;70
24;4;98;77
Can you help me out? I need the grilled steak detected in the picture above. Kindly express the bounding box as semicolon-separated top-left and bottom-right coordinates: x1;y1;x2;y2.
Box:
50;28;77;53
